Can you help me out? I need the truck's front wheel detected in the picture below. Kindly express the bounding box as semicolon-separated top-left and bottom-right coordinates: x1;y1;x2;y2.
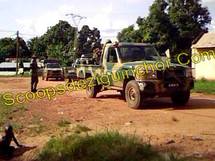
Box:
125;80;143;109
171;90;190;106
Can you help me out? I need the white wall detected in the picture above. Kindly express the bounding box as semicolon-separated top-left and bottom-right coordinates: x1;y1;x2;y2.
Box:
192;48;215;80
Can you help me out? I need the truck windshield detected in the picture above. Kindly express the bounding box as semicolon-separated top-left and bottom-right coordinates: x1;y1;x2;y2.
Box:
47;63;60;68
118;45;160;63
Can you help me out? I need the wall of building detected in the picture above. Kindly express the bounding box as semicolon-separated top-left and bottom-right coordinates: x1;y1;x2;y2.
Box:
192;48;215;80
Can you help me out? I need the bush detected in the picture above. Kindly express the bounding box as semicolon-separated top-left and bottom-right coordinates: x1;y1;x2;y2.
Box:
37;131;187;161
193;80;215;94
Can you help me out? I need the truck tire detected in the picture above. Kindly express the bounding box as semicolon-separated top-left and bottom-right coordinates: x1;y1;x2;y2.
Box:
125;80;143;109
171;90;190;106
119;90;125;100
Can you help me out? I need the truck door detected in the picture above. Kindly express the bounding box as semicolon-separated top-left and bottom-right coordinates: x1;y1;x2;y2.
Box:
104;47;121;87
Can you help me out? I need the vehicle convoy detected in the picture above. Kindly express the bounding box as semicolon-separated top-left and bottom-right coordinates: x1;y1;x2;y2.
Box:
73;42;194;109
42;61;64;81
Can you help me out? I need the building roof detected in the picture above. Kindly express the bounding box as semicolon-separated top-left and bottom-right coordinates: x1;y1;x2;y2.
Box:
192;32;215;49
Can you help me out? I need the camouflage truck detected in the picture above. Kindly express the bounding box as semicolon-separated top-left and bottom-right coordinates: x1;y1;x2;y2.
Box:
74;42;194;109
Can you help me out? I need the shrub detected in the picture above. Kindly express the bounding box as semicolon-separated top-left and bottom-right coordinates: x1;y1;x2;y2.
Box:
37;131;187;161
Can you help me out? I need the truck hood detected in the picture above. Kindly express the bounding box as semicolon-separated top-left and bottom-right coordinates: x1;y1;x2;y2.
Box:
121;60;189;70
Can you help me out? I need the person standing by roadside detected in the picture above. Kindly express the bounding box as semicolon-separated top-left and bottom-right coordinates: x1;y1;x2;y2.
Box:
30;55;39;92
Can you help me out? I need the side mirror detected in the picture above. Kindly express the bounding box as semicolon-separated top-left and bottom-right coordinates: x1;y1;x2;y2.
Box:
165;49;170;58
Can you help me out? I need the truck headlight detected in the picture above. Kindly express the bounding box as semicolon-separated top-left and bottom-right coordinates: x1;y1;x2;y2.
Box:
147;71;157;79
135;66;157;80
135;66;146;80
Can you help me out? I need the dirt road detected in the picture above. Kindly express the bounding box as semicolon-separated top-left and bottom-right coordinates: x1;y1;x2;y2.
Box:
0;77;215;160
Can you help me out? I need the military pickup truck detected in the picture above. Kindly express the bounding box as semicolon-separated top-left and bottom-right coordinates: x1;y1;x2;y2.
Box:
74;42;194;109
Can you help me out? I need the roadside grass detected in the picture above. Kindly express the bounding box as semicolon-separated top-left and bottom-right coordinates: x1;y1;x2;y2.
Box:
193;79;215;95
37;131;188;161
0;94;26;132
57;119;71;128
27;115;47;136
28;124;46;136
71;124;92;134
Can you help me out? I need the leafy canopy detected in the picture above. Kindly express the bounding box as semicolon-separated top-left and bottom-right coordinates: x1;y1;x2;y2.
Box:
117;0;211;55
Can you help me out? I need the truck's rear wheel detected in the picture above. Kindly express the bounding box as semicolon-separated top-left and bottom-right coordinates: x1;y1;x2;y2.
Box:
171;90;190;106
125;80;143;109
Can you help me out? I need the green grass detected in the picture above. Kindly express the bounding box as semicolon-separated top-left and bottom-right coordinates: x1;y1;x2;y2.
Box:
57;119;71;128
72;124;92;134
37;131;188;161
0;94;26;132
193;79;215;94
27;115;47;136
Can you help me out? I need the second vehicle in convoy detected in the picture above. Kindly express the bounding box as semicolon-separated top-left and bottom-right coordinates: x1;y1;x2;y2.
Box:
42;61;64;81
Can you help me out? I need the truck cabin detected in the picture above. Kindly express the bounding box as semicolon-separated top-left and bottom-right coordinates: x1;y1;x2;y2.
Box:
101;43;161;65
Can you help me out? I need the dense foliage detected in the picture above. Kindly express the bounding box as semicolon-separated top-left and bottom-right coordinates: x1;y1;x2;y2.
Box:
0;37;30;61
76;25;102;58
118;0;211;56
38;131;187;161
27;20;76;66
27;21;101;65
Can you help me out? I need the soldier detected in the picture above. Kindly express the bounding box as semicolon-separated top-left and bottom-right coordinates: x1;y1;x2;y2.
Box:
92;47;102;65
0;125;22;157
30;55;39;92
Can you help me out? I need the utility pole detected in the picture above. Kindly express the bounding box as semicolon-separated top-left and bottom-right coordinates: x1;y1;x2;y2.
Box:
65;13;86;51
16;30;19;75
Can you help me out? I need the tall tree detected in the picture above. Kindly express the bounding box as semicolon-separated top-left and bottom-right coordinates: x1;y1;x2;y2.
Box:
0;37;30;61
18;37;31;58
118;0;211;56
28;20;76;65
42;20;76;47
76;25;102;58
117;25;140;43
27;37;46;57
138;0;177;53
168;0;211;54
0;38;16;60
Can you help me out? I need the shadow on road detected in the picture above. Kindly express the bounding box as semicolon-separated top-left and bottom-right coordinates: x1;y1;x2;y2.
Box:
97;93;215;110
0;146;36;160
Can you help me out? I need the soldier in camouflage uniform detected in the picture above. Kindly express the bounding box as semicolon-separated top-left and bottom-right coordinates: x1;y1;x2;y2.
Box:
30;55;39;92
92;48;101;65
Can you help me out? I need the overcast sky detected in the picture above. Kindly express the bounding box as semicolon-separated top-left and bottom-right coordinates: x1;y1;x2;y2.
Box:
0;0;214;42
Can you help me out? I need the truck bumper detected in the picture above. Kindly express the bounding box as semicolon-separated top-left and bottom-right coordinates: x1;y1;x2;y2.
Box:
136;78;194;97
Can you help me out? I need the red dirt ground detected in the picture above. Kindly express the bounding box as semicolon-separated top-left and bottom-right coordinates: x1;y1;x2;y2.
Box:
0;77;215;161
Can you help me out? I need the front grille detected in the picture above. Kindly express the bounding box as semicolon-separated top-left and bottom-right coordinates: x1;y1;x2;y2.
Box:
52;71;61;74
174;69;185;77
164;69;185;79
163;68;186;88
157;71;163;79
